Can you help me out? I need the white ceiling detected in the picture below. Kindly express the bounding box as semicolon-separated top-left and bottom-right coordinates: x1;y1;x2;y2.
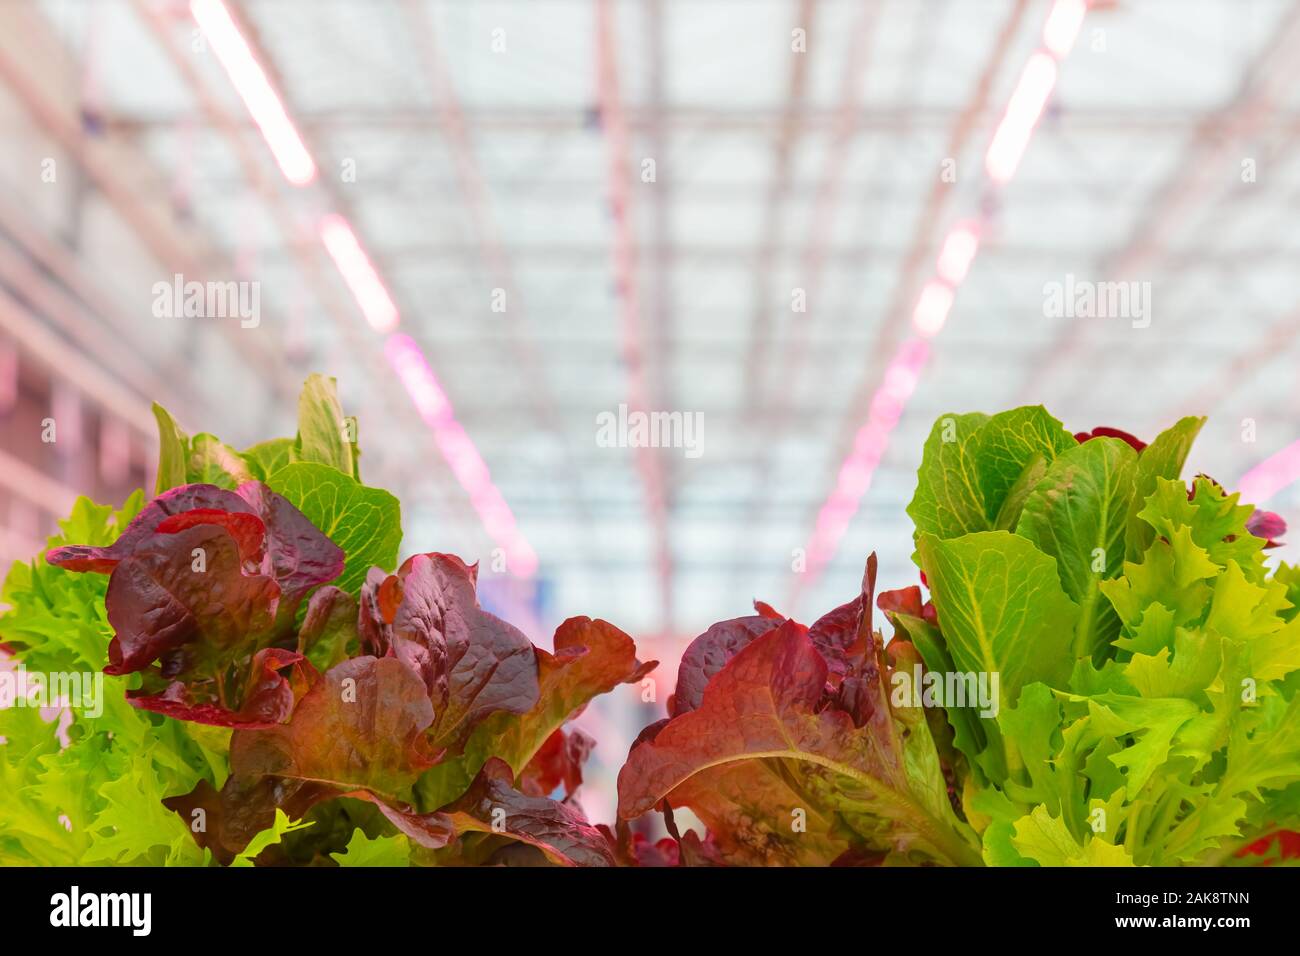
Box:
21;0;1300;646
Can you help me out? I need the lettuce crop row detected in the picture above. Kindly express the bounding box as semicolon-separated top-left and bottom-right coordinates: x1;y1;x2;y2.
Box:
3;382;1298;866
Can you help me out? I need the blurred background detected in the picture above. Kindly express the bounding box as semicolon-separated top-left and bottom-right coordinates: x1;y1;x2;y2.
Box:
1;0;1299;820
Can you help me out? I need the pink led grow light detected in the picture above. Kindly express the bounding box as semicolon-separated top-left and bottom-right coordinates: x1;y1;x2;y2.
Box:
791;0;1085;604
318;214;401;334
986;52;1059;184
386;334;538;578
804;338;929;573
1043;0;1087;58
936;222;981;285
190;0;316;185
1238;439;1300;505
912;280;956;338
189;1;537;579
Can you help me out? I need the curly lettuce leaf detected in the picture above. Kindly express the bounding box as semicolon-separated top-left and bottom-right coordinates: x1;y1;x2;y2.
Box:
1;493;228;865
963;469;1300;865
330;828;411;866
3;495;142;672
1010;805;1133;866
80;750;213;866
229;810;313;867
1124;416;1204;560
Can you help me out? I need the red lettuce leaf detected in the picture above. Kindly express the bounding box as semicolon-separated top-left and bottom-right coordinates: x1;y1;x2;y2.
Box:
104;523;281;699
363;552;539;752
674;830;728;866
1074;426;1148;453
1239;830;1300;861
170;655;438;858
49;481;343;610
48;484;253;572
295;585;359;671
631;636;859;866
431;757;616;866
670;615;783;716
234;480;346;604
600;822;681;867
133;647;315;728
154;509;266;564
231;655;437;795
46;480;348;729
830;846;890;866
878;584;922;617
809;554;879;699
620;621;835;818
355;757;617;866
518;727;595;799
412;616;655;810
358;565;391;655
617;584;981;865
878;583;938;625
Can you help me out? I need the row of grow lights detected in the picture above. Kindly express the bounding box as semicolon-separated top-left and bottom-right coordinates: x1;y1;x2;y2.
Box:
792;0;1090;604
190;0;537;577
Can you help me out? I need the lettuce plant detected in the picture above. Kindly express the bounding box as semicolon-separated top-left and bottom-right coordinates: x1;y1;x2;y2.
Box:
0;376;653;866
618;408;1300;866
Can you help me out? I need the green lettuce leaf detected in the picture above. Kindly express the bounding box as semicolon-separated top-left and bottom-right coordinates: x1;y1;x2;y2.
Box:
960;461;1300;866
330;828;410;866
293;373;360;480
907;407;1076;556
970;407;1078;522
241;438;294;482
152;404;190;494
268;462;401;595
229;810;313;867
1124;416;1204;560
1010;805;1133;866
906;411;991;543
1016;436;1138;661
917;531;1079;708
150;404;254;492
